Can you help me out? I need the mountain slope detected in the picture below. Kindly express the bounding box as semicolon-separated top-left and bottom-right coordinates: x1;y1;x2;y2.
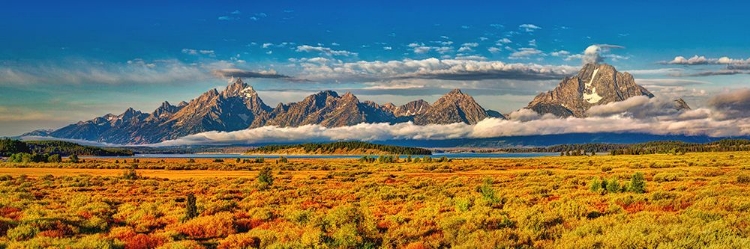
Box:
414;89;501;125
527;63;677;117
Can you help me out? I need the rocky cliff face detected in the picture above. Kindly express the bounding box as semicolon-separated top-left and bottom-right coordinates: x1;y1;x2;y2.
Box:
250;91;395;128
527;63;658;117
391;100;431;117
414;89;500;125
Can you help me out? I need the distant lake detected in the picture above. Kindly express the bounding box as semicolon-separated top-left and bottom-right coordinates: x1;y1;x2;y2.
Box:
88;152;558;159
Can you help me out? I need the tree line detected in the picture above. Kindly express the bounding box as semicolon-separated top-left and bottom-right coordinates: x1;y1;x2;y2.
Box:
248;141;432;155
531;139;750;156
1;139;134;162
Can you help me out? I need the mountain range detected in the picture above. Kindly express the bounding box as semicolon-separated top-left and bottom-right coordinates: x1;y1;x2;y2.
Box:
25;63;690;144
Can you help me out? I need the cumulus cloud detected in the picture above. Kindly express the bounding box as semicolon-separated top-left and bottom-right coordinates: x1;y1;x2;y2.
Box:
508;48;545;59
496;38;512;45
666;55;750;65
519;24;541;32
578;44;625;64
550;50;570;57
296;45;358;57
409;43;453;55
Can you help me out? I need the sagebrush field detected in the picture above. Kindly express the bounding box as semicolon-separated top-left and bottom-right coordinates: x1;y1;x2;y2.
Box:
1;152;750;248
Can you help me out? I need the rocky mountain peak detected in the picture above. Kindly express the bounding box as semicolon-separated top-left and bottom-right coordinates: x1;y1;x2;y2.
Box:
393;100;430;117
152;101;181;118
414;89;491;125
447;88;464;95
222;78;251;98
528;63;678;117
160;101;173;109
674;98;691;110
121;107;139;118
341;92;359;102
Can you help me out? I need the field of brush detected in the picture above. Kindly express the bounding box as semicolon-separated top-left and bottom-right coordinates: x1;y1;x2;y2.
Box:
1;152;749;248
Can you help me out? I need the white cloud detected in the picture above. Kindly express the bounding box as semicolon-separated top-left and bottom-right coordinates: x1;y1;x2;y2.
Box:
496;38;512;45
488;47;502;54
509;48;544;59
667;55;750;65
570;44;625;64
519;24;542;32
550;50;570;57
0;59;226;86
294;57;576;83
296;45;358;57
154;106;750;146
181;49;215;57
457;42;479;53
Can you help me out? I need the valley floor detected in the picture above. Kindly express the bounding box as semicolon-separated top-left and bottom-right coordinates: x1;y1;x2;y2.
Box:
1;152;749;248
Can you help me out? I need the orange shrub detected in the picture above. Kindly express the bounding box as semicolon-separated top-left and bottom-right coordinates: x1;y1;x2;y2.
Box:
218;233;261;249
176;212;235;239
109;226;167;249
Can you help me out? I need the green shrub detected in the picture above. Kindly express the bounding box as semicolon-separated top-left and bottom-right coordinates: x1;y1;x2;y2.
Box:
257;166;274;190
7;224;38;241
589;177;601;192
606;179;621;193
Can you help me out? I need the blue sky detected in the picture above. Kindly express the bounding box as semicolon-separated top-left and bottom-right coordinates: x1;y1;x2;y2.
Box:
2;0;750;136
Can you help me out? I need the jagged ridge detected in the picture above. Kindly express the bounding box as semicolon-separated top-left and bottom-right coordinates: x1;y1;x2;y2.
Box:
34;79;503;144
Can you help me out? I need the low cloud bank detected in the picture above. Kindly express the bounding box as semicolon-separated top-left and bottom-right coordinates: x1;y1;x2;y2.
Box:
155;89;750;146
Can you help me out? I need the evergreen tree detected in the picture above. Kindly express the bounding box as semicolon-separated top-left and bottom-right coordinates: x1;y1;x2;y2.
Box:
629;172;646;193
183;193;198;221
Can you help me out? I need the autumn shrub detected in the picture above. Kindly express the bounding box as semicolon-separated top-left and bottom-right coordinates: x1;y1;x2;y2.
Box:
6;224;37;241
176;212;235;239
653;172;683;182
737;174;750;184
122;168;139;180
156;240;205;249
218;233;260;249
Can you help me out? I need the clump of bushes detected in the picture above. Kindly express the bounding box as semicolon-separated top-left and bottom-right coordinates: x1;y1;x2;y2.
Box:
590;172;646;194
257;166;274;190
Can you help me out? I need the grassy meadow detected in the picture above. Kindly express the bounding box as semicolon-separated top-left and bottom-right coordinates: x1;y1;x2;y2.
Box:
0;152;749;248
